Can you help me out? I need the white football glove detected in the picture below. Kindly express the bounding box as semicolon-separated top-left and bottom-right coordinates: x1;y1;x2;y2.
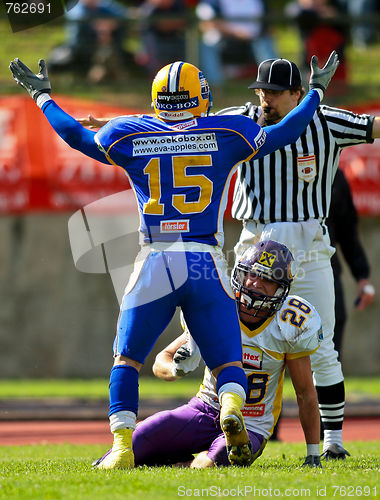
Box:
172;334;201;378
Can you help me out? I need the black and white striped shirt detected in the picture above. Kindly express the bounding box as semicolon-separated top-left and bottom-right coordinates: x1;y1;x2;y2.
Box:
231;104;374;223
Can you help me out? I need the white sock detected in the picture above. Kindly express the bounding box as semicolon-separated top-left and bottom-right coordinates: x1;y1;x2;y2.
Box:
323;429;343;450
217;382;246;405
307;444;320;456
109;411;136;432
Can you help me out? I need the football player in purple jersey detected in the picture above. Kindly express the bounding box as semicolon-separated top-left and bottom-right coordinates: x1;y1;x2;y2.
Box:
93;240;323;469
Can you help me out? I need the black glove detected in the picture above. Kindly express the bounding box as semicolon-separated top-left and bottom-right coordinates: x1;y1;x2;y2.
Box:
9;58;51;101
309;50;339;93
302;455;322;468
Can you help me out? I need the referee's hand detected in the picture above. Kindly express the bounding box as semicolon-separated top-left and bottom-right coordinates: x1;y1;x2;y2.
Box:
354;279;375;311
309;51;339;94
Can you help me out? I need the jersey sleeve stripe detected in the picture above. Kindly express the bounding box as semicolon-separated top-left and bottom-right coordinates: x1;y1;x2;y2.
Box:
286;346;320;359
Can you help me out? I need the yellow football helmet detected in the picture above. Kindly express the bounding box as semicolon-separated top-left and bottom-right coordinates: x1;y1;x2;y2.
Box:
151;61;212;121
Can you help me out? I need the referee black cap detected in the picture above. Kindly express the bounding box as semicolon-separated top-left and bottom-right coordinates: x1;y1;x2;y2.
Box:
249;58;302;91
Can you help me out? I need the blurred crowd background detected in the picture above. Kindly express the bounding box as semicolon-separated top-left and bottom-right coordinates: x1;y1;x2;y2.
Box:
1;0;380;103
0;0;379;379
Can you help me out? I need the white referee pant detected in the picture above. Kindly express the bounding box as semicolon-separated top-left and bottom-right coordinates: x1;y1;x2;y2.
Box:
234;219;344;387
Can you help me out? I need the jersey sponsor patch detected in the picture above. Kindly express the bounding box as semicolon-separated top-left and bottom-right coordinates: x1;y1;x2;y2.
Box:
297;155;317;182
171;118;198;130
242;403;265;417
160;220;190;233
242;346;263;369
132;133;218;156
155;92;199;111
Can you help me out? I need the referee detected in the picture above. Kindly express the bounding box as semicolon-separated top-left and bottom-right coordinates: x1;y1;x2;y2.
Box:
229;58;380;459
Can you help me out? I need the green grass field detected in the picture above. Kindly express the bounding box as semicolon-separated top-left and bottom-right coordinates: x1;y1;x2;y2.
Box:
0;442;378;500
0;376;379;401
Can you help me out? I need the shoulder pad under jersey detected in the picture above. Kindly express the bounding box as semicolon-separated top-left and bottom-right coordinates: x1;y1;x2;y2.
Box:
274;295;322;354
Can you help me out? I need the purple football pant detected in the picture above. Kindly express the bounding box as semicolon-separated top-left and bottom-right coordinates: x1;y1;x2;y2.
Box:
133;397;265;466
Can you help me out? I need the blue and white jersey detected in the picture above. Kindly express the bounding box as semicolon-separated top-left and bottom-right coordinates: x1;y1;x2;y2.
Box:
40;87;320;247
95;114;265;247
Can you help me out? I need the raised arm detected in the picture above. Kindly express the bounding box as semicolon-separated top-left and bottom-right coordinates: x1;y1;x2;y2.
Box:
42;100;108;163
9;58;110;164
256;51;339;159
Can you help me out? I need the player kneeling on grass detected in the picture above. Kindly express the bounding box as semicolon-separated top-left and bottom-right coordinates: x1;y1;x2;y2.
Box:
94;240;323;468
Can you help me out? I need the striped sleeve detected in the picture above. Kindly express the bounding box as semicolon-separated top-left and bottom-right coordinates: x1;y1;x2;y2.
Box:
231;103;376;223
320;105;374;148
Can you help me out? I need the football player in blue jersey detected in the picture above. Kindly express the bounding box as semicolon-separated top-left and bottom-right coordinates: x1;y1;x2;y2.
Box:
10;53;338;469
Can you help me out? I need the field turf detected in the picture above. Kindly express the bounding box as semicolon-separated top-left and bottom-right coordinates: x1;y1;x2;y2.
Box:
0;442;378;500
0;376;379;401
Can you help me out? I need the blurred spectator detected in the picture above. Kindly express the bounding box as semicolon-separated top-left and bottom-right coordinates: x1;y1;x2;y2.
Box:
137;0;188;75
196;0;278;86
285;0;348;94
327;168;375;359
48;0;131;83
346;0;378;50
184;0;200;7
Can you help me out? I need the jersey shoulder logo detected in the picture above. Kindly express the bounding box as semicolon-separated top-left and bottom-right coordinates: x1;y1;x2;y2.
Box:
297;155;317;182
255;128;266;149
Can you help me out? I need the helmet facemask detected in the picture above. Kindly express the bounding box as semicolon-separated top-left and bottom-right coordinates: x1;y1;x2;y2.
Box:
231;240;295;321
233;264;290;319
